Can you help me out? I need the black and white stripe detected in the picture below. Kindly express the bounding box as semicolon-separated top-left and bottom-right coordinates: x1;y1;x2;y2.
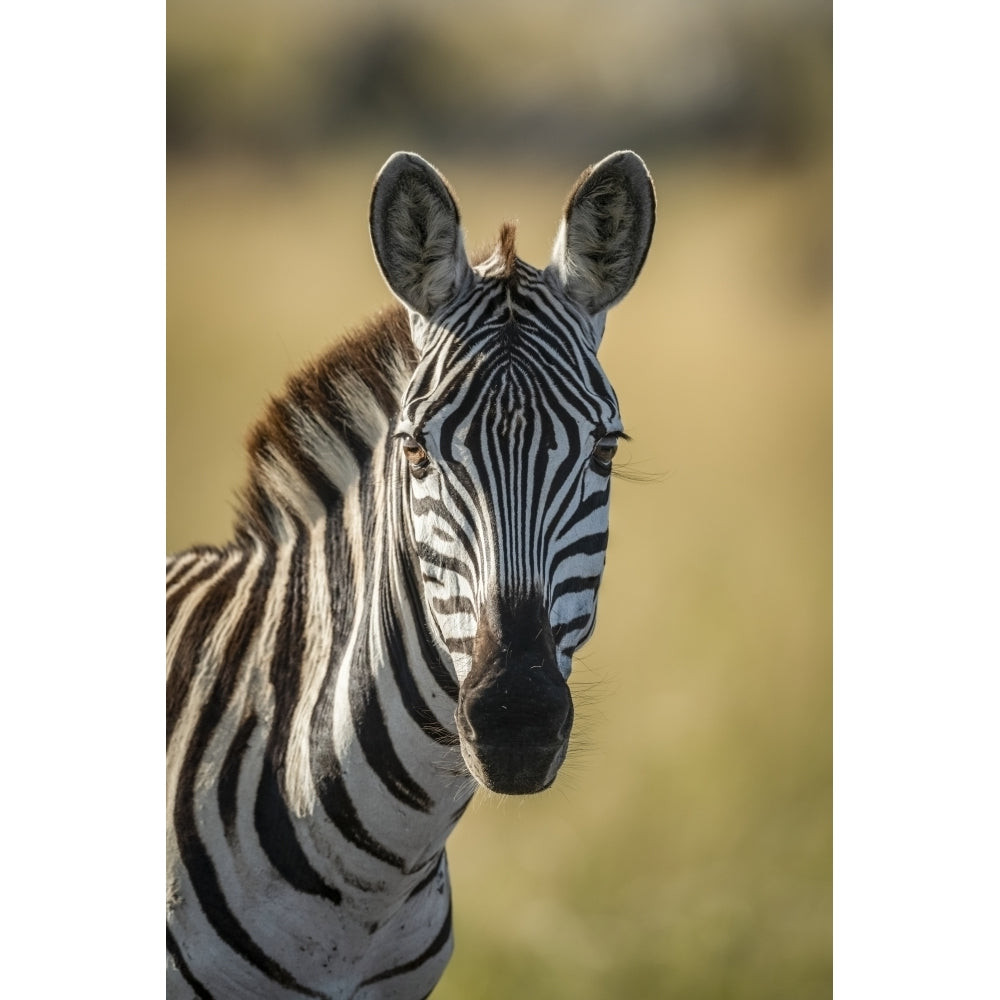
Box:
167;151;655;998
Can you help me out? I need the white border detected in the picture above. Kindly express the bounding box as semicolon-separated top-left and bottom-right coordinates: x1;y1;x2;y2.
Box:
2;3;162;991
835;2;999;996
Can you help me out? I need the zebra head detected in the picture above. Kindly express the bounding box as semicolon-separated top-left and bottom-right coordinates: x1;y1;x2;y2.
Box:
370;152;655;795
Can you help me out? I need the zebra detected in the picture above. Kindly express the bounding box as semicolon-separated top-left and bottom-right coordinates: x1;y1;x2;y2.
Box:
167;150;655;998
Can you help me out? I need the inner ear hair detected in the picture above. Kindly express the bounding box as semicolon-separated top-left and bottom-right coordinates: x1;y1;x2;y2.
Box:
554;151;656;316
370;153;470;318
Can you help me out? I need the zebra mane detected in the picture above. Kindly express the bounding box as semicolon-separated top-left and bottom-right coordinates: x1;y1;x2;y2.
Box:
474;222;518;280
235;305;417;545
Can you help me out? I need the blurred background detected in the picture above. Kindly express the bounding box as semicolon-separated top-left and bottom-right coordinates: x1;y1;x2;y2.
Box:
167;0;831;996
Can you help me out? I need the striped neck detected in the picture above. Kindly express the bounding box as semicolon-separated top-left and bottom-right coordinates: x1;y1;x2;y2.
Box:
227;307;474;874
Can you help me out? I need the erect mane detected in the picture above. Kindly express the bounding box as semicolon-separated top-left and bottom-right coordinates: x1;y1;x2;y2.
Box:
235;305;417;545
472;222;518;280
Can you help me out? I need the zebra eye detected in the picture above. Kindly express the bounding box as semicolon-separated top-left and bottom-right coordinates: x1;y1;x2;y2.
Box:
591;435;619;469
400;435;430;472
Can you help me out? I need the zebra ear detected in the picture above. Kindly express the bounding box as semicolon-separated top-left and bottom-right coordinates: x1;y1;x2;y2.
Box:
370;152;472;319
549;151;656;316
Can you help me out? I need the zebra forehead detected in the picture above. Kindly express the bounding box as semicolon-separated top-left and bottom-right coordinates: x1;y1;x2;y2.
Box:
414;362;611;440
407;322;613;427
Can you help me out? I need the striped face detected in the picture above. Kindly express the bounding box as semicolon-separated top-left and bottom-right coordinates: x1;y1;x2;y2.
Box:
396;270;623;793
396;265;622;687
370;151;655;792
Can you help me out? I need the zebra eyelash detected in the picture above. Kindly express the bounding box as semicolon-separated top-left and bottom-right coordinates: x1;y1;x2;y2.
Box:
599;429;631;442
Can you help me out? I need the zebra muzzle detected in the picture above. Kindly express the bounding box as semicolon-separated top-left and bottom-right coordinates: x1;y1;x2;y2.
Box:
455;594;574;795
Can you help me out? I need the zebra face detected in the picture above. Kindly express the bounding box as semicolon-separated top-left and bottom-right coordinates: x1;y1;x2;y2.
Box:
371;151;654;794
395;307;623;680
394;316;621;793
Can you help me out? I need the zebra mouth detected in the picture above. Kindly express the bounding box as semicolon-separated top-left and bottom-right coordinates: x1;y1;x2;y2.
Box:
458;736;569;795
455;665;575;795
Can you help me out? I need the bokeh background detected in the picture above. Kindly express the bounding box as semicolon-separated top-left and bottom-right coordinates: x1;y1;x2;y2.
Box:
167;1;831;996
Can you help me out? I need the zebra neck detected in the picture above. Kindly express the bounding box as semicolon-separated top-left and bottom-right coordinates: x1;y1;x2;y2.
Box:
358;482;469;806
223;307;473;871
268;506;468;903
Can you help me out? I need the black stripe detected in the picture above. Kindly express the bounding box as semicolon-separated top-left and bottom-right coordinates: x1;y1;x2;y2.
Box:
431;595;474;616
401;553;460;700
167;555;246;747
349;652;433;812
213;552;276;834
551;575;601;603
527;383;560;567
166;552;226;636
512;375;532;564
167;925;214;1000
166;552;200;591
553;528;610;563
314;765;406;869
543;477;609;564
254;758;343;904
443;635;474;656
415;542;472;584
405;852;444;901
552;613;593;645
358;899;453;988
564;478;613;528
381;593;458;747
276;402;350;512
411;495;480;577
173;765;326;998
265;521;308;779
218;712;257;839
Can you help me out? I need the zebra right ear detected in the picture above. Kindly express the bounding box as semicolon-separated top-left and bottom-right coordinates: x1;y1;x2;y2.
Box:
370;152;472;320
549;151;656;318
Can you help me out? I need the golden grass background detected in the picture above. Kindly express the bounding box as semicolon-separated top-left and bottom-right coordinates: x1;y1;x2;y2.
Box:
167;148;830;997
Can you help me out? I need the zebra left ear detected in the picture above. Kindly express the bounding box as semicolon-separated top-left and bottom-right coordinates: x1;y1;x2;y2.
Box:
549;151;656;318
370;152;473;320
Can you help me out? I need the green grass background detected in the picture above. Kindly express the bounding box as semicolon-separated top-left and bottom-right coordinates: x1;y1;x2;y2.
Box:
167;149;830;998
